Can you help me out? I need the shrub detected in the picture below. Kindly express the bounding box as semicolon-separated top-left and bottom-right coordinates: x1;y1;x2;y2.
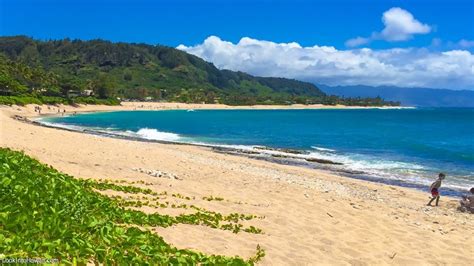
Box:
0;148;263;264
0;96;120;106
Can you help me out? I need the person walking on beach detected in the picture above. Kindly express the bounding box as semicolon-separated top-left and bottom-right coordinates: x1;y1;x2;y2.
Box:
427;173;446;206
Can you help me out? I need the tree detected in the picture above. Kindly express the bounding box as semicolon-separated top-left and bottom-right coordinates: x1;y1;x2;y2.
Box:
123;70;132;81
0;73;27;95
93;75;115;99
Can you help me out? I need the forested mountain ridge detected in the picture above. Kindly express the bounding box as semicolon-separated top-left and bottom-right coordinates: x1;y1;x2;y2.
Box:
0;36;399;106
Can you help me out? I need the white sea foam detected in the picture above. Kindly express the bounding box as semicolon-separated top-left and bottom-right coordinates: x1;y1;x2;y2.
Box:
308;150;425;174
37;121;88;132
306;149;474;190
135;128;182;142
311;146;336;152
238;146;439;188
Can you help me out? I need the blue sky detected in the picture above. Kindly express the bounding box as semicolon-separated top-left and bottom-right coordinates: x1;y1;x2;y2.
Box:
1;0;473;89
1;0;472;49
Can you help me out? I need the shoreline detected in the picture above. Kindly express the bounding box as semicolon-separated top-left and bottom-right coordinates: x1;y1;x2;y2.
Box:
24;115;467;198
8;101;415;118
1;103;472;265
6;102;470;197
29;103;468;198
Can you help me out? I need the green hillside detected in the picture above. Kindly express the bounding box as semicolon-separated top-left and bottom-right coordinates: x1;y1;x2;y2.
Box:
0;36;399;106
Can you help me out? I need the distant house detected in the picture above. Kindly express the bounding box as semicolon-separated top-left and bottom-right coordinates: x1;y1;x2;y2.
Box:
81;89;94;96
0;87;11;96
144;96;153;101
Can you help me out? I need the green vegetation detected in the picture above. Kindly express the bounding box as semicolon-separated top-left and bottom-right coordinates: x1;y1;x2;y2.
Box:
84;178;263;234
203;196;225;201
0;54;119;105
0;148;264;264
0;95;119;106
0;36;400;106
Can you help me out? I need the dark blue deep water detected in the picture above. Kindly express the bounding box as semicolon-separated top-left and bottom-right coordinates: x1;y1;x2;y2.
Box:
43;108;474;194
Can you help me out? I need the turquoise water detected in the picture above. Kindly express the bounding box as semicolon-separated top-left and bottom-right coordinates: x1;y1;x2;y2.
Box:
42;108;474;195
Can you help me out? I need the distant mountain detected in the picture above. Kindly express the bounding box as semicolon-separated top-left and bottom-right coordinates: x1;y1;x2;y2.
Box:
0;36;329;105
0;36;400;106
319;85;474;107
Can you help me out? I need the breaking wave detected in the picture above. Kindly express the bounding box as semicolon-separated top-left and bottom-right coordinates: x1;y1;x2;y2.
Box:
311;146;336;152
134;128;182;142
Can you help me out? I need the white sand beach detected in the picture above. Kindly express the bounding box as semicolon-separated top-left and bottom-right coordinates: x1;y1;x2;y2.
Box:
1;103;472;265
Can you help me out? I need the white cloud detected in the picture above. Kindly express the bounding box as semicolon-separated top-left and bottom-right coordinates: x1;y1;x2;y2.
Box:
178;36;474;90
380;7;431;41
345;37;370;47
346;7;431;47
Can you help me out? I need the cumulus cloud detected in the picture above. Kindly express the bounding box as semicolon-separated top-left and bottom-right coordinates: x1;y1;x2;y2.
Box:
178;36;474;90
380;7;431;41
346;7;431;47
345;37;370;47
429;38;474;50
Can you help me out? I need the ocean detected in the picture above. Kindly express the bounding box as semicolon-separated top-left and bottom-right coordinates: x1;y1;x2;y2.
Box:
40;108;474;196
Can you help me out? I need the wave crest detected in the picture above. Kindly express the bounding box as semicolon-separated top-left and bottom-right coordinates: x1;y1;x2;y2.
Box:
311;146;336;152
136;128;181;141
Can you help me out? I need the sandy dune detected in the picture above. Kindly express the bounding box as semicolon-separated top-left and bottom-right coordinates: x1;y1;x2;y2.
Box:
1;103;472;265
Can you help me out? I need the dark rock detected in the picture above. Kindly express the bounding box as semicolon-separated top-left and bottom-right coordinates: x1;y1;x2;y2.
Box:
254;146;305;154
270;154;292;159
305;158;343;165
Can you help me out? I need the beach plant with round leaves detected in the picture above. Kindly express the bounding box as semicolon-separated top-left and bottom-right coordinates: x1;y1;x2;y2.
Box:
0;148;264;264
84;178;263;233
203;196;225;201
